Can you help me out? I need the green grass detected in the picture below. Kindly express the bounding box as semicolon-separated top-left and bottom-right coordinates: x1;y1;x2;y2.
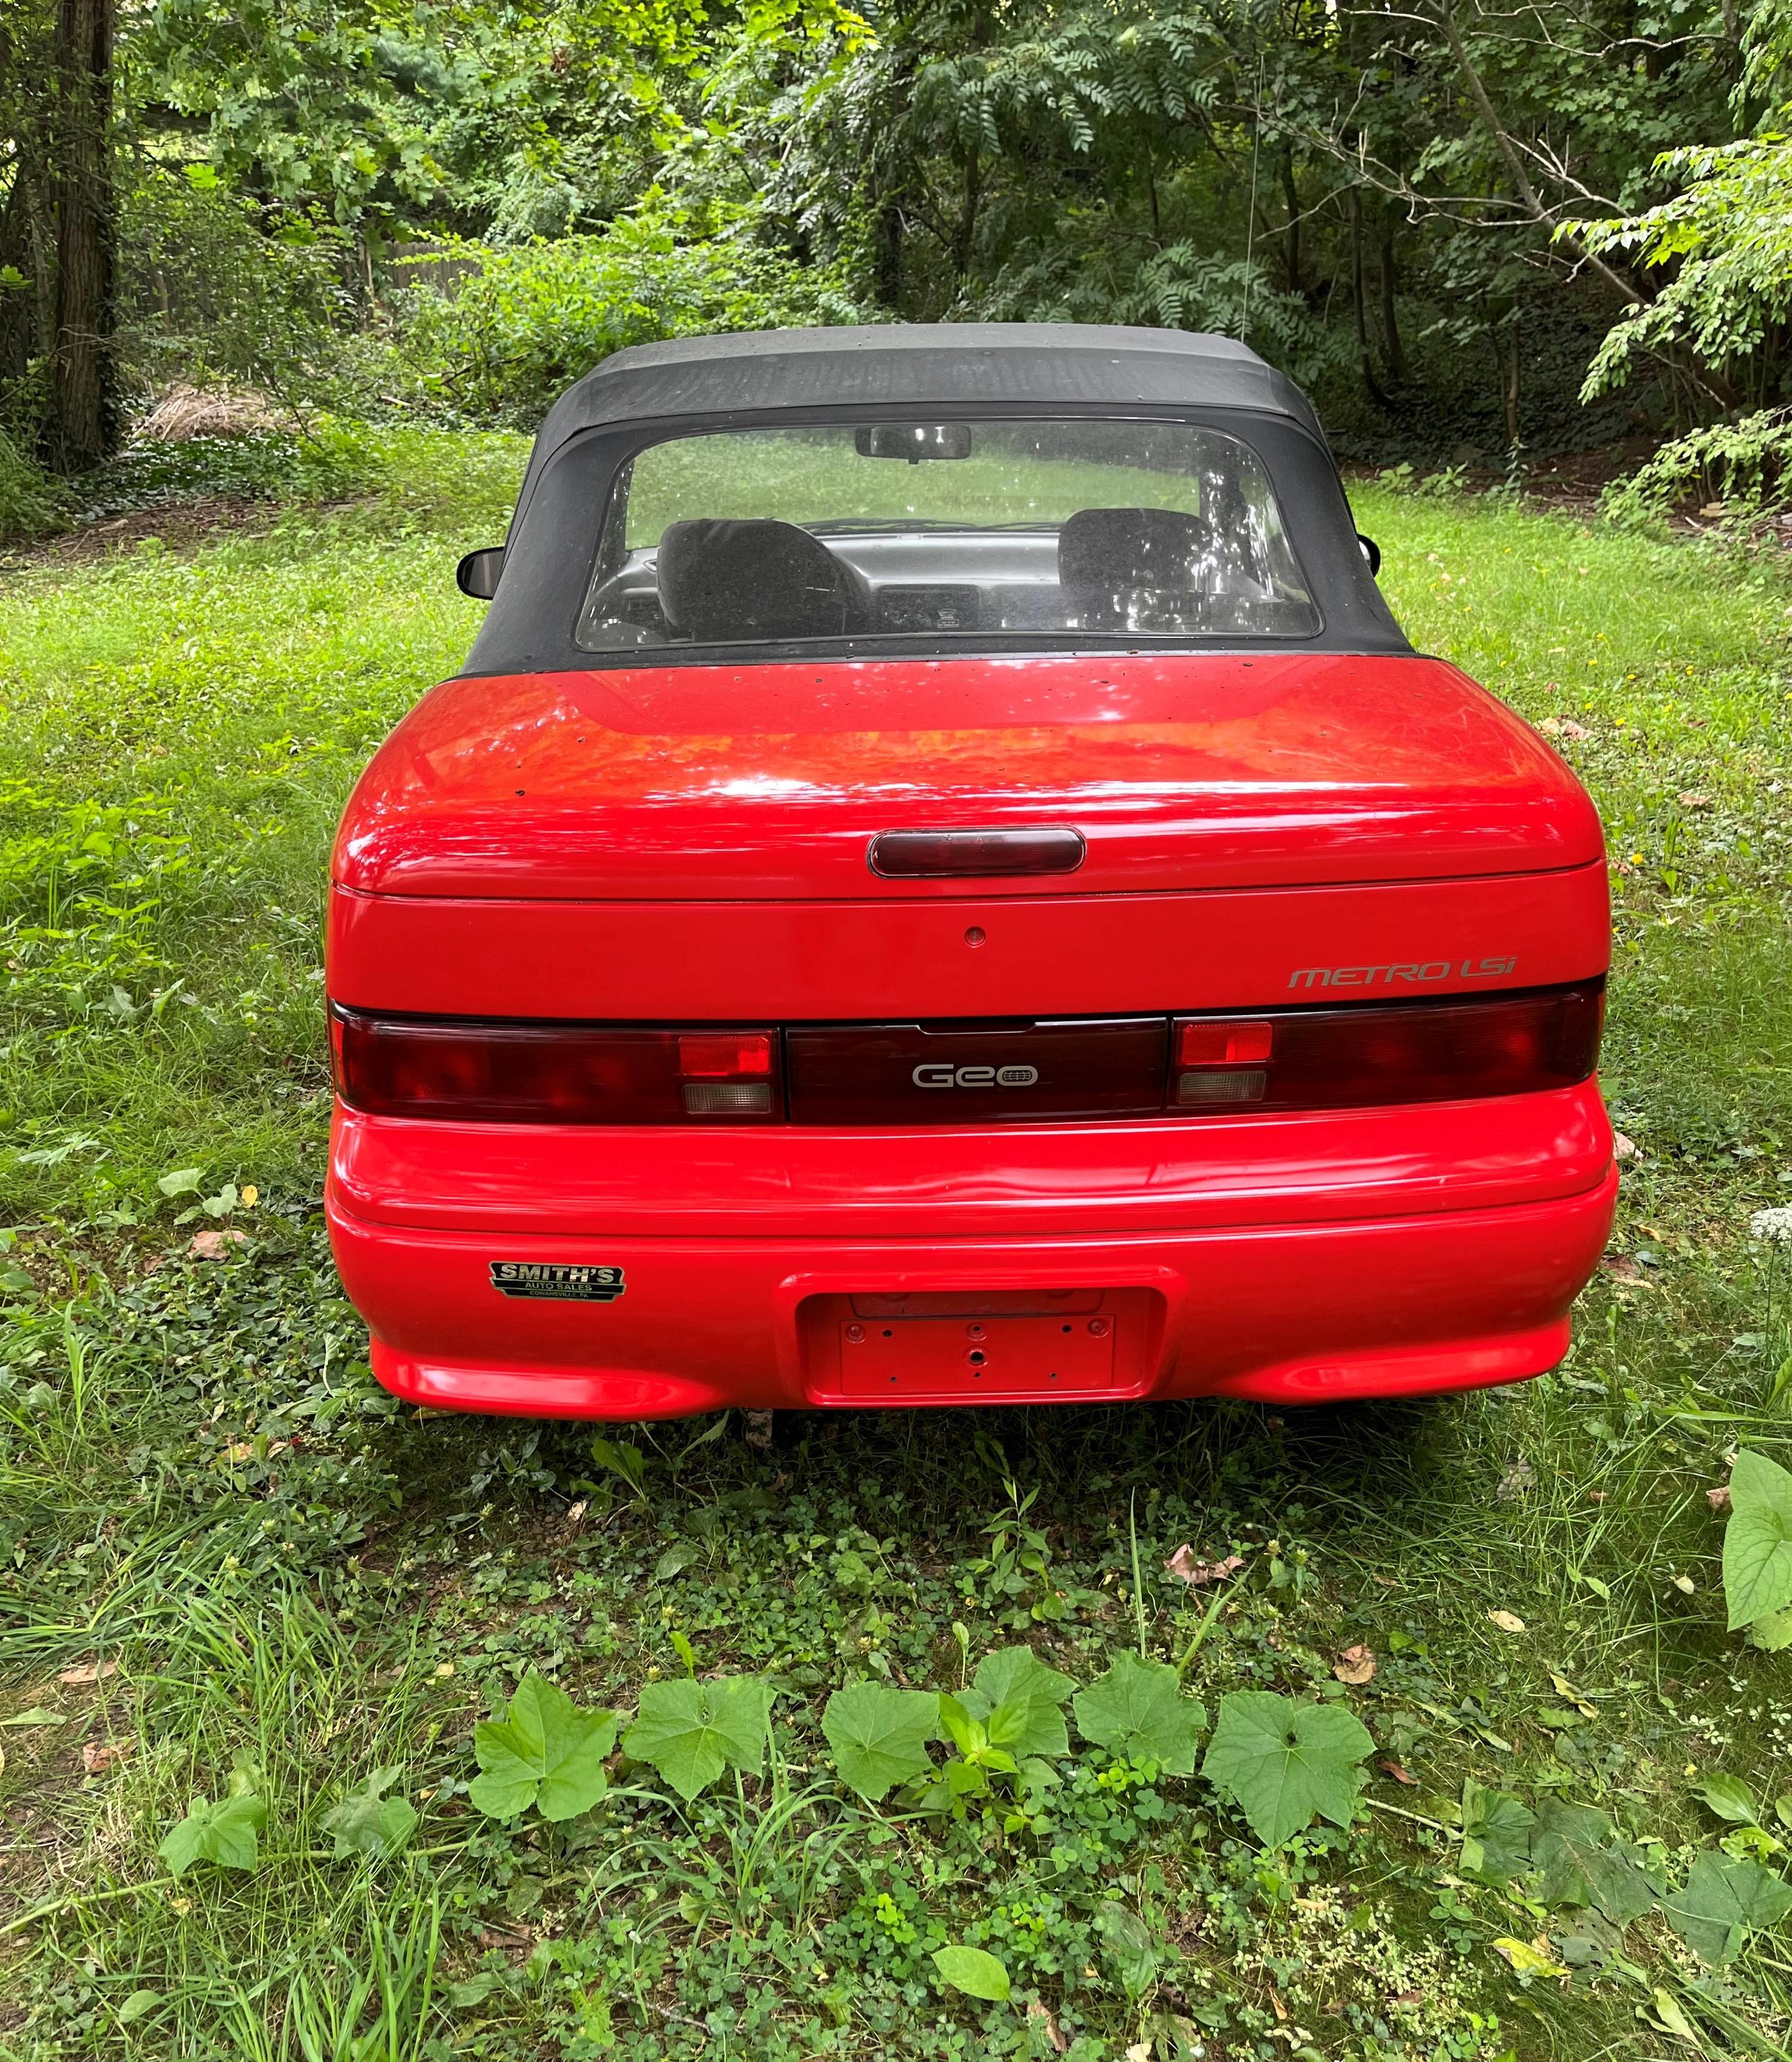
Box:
1;444;1791;2061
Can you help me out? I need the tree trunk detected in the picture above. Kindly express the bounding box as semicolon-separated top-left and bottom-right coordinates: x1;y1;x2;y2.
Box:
1378;206;1407;384
1503;318;1520;448
876;197;904;311
951;149;981;283
1348;187;1390;407
47;0;117;473
1279;149;1301;297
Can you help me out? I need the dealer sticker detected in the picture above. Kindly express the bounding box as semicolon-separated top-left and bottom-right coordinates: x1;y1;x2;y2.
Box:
489;1262;625;1303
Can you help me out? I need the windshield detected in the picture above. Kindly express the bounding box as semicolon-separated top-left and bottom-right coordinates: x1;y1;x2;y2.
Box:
575;419;1319;651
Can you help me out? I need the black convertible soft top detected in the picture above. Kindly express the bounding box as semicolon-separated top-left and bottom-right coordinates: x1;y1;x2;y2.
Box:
509;325;1328;522
545;323;1319;432
466;322;1409;674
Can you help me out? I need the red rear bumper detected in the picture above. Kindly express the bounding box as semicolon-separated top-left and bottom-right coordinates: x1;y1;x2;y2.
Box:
326;1084;1617;1417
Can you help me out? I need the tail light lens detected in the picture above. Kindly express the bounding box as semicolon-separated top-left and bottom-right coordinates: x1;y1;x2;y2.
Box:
1171;982;1603;1111
330;982;1601;1125
330;1009;780;1123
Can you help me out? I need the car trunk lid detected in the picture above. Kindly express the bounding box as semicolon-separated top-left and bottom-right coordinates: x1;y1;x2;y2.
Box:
333;651;1604;902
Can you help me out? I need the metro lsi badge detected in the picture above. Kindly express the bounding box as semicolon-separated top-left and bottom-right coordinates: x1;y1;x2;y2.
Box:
489;1262;625;1302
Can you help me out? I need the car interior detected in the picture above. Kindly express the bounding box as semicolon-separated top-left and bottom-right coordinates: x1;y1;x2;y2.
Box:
579;506;1319;648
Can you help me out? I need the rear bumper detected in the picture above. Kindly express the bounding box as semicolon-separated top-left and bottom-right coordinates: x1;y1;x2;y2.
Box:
326;1088;1617;1417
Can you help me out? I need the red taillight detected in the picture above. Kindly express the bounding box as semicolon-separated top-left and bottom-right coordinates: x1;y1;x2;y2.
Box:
679;1033;771;1078
1177;1019;1273;1067
1170;983;1602;1112
330;1010;782;1123
868;828;1086;878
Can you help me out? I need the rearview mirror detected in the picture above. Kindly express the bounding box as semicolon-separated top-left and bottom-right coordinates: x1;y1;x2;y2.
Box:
1357;533;1381;577
854;423;973;463
457;547;504;598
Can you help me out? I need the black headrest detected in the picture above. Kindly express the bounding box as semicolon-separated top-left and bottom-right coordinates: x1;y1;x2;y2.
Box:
656;518;870;641
1059;507;1211;592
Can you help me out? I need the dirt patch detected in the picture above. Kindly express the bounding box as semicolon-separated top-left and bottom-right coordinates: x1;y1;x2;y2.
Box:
1;495;279;571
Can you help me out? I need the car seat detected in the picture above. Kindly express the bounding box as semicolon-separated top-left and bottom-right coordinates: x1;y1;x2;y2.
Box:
656;518;873;641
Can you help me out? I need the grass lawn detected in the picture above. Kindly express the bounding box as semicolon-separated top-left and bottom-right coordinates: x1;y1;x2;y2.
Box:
1;436;1790;2061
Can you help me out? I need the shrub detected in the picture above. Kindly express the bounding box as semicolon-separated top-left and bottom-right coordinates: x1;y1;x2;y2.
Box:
0;429;71;543
118;172;357;419
397;209;868;426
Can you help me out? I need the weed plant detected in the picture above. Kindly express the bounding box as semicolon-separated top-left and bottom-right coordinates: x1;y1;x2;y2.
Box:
0;447;1790;2058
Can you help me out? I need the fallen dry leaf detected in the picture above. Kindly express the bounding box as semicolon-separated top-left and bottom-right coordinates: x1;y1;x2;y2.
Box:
223;1441;255;1463
1612;1132;1639;1162
565;1500;588;1525
1487;1609;1527;1634
1379;1758;1418;1785
1026;2001;1068;2054
1537;716;1591;741
1673;1574;1697;1595
1334;1643;1376;1686
1125;2046;1151;2062
1391;1990;1425;2008
1677;791;1712;810
57;1660;119;1686
1707;1484;1732;1512
1599;1253;1653;1284
1165;1544;1245;1586
82;1738;131;1774
188;1228;247;1259
744;1410;774;1450
1492;1935;1568;1979
1700;501;1728;518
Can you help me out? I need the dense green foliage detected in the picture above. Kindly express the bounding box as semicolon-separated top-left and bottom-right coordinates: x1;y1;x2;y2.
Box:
0;447;1790;2055
6;0;1792;501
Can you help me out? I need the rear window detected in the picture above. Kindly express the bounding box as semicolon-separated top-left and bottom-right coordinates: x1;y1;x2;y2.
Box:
575;419;1319;651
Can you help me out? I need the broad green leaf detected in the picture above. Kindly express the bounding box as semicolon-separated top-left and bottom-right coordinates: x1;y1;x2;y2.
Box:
470;1671;616;1823
157;1167;202;1197
1200;1691;1372;1849
960;1646;1074;1758
1095;1903;1158;2001
0;1707;64;1727
937;1693;981;1758
931;1944;1010;2002
157;1791;266;1876
1701;1772;1761;1826
822;1683;937;1801
321;1767;420;1858
1746;1606;1792;1651
624;1675;774;1801
1074;1653;1206;1775
1723;1448;1792;1630
1530;1799;1658;1924
1663;1852;1792;1965
117;1992;162;2026
1459;1779;1536;1883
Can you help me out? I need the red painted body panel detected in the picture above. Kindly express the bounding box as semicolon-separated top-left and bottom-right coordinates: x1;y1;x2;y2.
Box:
333;654;1603;900
328;865;1607;1020
330;1083;1611;1239
327;1160;1617;1417
324;647;1615;1419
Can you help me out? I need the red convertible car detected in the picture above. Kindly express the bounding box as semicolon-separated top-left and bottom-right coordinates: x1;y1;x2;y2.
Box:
325;324;1614;1420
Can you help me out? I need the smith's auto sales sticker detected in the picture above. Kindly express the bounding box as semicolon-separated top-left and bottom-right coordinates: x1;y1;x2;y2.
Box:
488;1261;625;1302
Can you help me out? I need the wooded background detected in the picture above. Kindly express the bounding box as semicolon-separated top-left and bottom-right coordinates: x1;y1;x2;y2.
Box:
2;0;1790;498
